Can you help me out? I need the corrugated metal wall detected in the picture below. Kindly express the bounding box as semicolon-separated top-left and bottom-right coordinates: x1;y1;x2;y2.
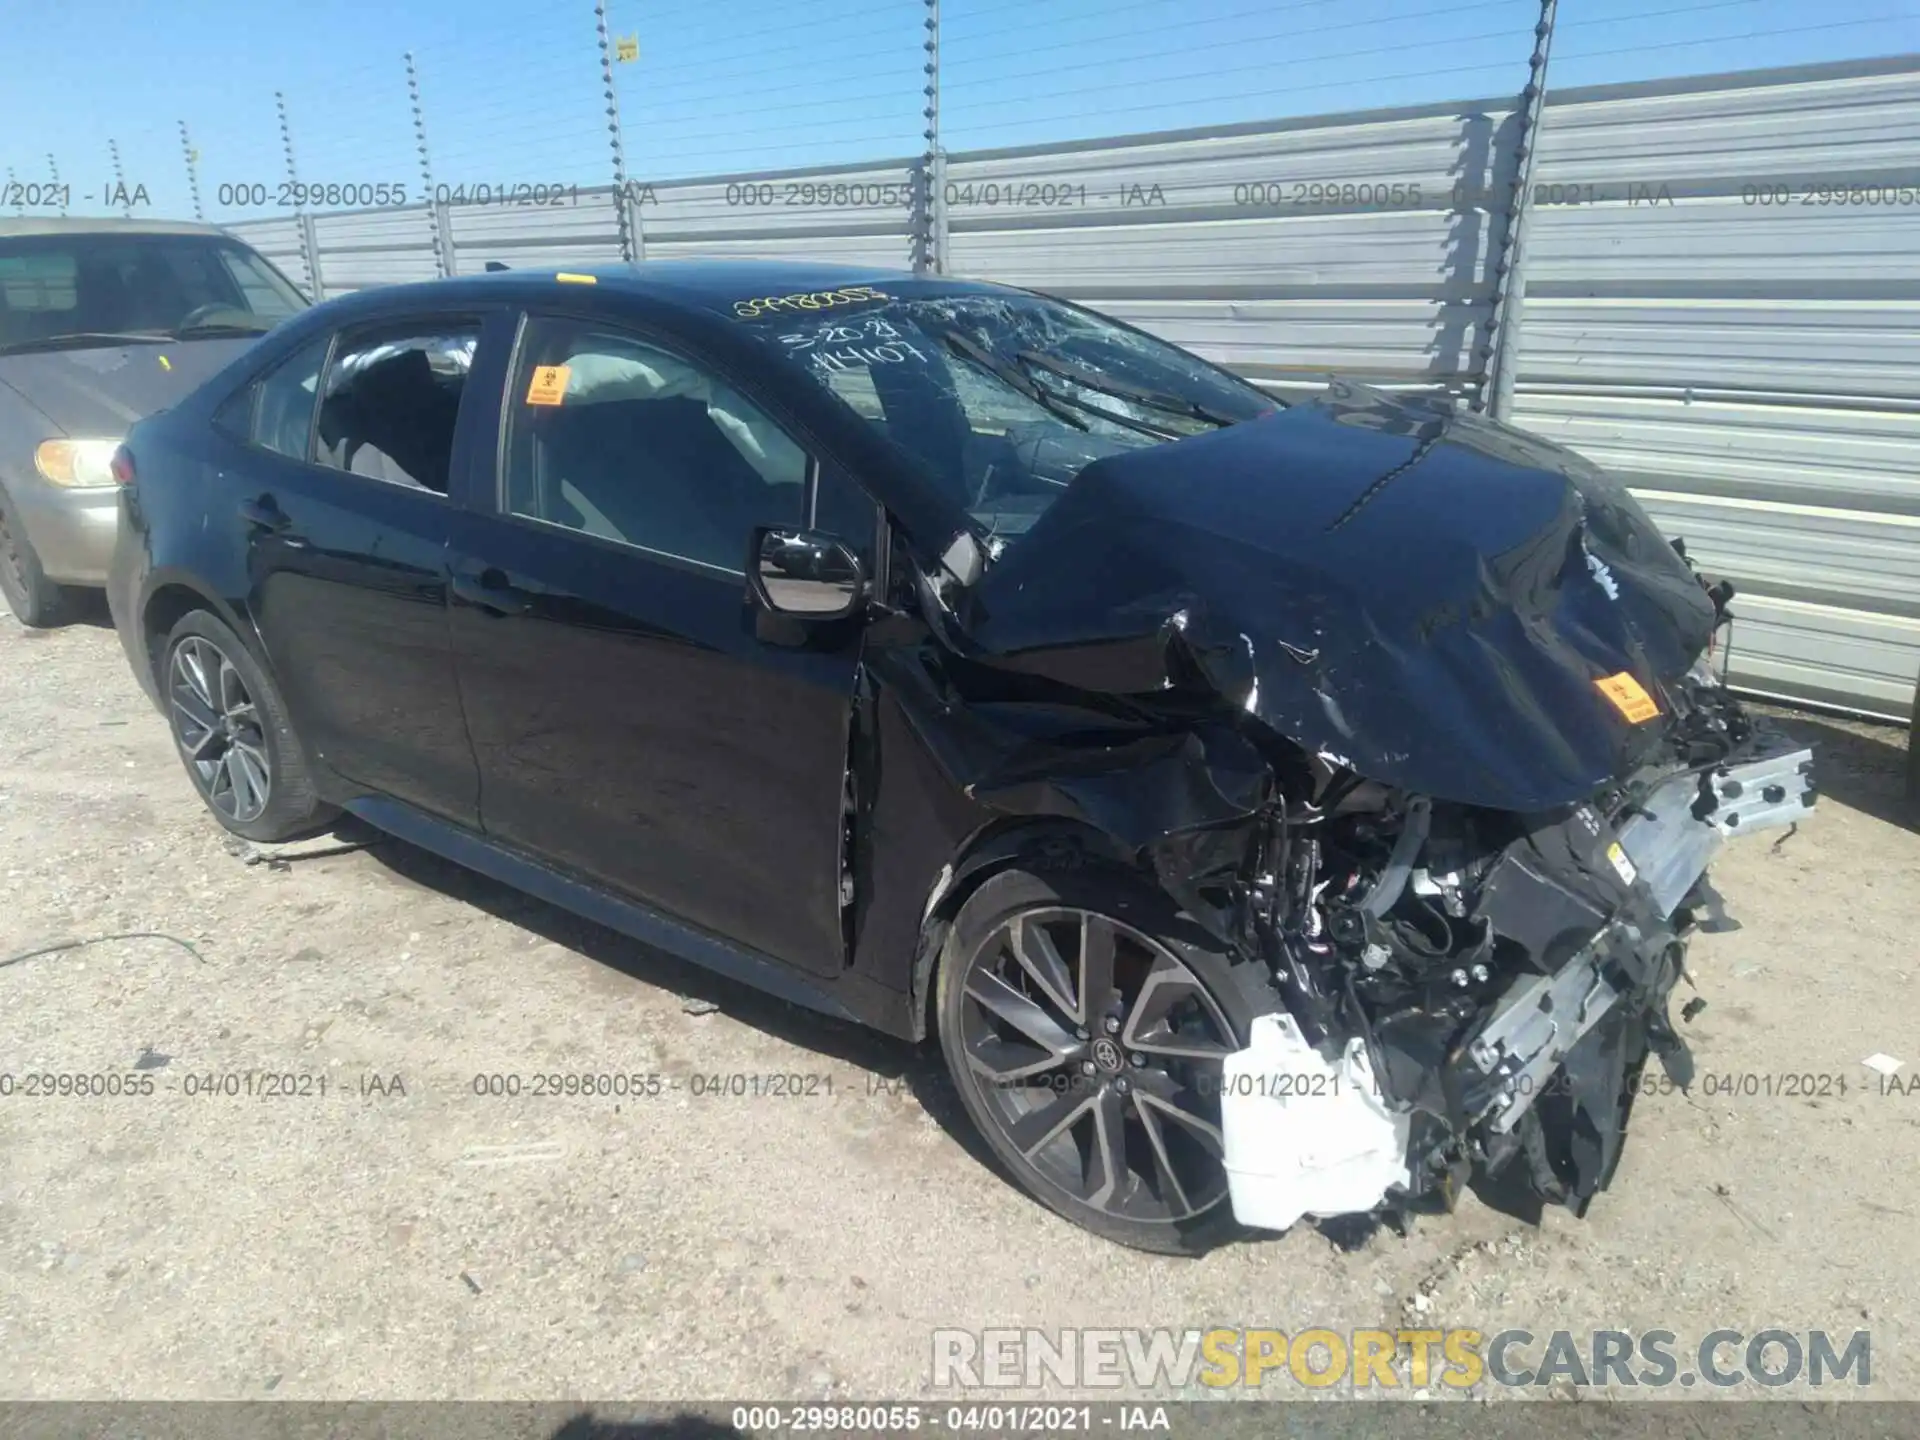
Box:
1512;58;1920;719
310;207;441;296
944;102;1518;400
637;161;919;268
222;55;1920;719
446;189;627;275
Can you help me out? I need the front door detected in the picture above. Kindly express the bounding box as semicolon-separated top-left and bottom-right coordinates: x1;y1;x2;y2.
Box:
446;313;874;977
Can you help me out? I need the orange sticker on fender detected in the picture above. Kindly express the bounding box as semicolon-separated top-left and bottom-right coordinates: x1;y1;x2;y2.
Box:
1596;671;1659;723
525;365;571;406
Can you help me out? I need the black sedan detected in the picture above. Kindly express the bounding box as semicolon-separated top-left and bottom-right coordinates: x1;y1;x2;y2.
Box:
107;260;1811;1254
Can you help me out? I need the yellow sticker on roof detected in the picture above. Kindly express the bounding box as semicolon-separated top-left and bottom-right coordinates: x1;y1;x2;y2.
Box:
1595;671;1659;723
555;272;597;284
525;365;571;406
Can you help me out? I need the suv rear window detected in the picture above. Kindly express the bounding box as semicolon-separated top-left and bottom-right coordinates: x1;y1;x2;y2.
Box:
0;234;307;352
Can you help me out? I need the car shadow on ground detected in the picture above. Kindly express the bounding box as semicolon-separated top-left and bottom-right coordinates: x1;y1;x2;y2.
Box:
1764;708;1914;832
310;818;1473;1256
327;814;1014;1186
4;587;116;635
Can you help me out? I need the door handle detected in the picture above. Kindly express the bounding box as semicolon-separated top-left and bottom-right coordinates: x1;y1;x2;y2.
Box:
450;567;533;617
239;497;289;530
239;496;305;547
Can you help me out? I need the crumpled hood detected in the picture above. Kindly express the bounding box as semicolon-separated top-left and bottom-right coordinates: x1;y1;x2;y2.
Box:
0;337;256;436
961;381;1716;812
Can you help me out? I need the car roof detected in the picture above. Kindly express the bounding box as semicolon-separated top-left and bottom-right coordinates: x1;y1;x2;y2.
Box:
311;259;1013;326
0;216;235;239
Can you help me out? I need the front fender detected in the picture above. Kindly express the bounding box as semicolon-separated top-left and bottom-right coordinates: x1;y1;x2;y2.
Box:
853;634;1278;1040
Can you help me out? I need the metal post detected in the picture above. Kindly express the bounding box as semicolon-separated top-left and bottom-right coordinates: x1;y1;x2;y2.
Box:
1480;0;1557;421
46;154;66;216
917;0;947;276
107;139;130;216
1907;669;1919;815
277;91;323;297
178;122;205;221
595;0;636;263
909;158;928;275
406;52;453;277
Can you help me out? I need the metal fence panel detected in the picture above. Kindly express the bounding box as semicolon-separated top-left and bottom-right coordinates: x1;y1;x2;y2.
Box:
309;206;441;297
639;160;919;268
447;188;627;274
1512;297;1920;400
942;103;1519;398
1711;593;1920;718
1510;57;1920;719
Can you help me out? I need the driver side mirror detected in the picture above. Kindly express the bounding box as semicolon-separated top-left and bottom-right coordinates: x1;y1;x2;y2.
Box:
749;526;867;620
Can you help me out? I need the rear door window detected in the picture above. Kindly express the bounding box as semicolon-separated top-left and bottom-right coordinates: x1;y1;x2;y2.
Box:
253;335;332;460
316;326;479;495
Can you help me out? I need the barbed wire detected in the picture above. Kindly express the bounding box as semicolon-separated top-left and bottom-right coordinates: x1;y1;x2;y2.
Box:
940;0;1522;72
8;0;1915;222
1558;12;1912;60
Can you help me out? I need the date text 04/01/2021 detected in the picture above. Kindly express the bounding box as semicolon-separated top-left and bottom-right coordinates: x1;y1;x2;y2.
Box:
728;1405;1170;1434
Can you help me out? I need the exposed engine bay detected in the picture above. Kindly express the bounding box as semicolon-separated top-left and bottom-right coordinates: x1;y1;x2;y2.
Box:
898;376;1823;1234
1220;668;1815;1230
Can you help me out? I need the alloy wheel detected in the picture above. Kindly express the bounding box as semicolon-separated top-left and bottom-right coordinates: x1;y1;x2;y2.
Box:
169;635;273;823
958;906;1238;1224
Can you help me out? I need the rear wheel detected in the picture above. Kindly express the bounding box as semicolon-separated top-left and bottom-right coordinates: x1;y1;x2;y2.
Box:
163;610;334;843
935;866;1277;1255
0;488;70;627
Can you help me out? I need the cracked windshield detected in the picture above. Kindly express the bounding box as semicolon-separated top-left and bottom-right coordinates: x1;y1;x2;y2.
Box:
744;291;1279;549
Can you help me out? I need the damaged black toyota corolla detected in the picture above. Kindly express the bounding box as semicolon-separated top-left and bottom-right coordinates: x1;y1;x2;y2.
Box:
110;262;1814;1255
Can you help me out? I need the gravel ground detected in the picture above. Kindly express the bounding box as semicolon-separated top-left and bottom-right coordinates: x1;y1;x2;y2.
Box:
1;607;1916;1402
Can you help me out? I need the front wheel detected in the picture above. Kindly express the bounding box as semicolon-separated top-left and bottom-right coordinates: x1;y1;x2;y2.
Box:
162;609;335;843
935;865;1277;1255
0;487;70;627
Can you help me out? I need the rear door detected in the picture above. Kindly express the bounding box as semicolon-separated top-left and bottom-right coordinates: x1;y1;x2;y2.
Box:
445;311;878;977
229;311;504;826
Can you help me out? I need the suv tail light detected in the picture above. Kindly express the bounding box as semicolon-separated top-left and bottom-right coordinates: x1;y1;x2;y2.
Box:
110;445;136;485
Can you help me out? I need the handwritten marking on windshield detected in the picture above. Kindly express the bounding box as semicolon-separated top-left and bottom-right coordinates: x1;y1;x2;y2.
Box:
732;286;890;319
809;343;928;370
778;317;905;350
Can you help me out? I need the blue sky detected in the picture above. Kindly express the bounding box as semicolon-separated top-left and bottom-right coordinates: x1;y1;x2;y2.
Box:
2;0;1913;220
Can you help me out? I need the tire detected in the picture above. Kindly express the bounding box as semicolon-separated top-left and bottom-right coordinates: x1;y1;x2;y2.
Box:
934;864;1280;1255
0;487;70;628
161;609;335;844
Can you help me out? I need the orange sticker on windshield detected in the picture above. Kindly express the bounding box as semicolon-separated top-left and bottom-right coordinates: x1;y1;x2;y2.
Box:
525;365;571;406
1596;671;1659;723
